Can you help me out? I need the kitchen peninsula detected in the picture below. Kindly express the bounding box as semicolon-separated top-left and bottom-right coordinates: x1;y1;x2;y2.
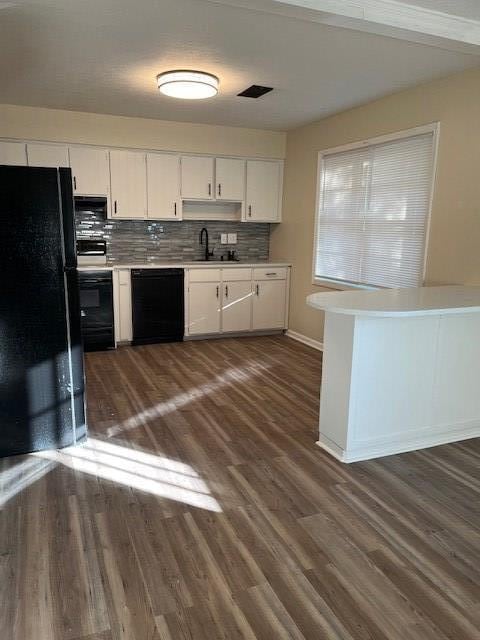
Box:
308;286;480;462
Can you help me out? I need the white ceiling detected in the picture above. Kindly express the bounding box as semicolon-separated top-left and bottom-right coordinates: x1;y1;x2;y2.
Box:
0;0;479;131
401;0;480;20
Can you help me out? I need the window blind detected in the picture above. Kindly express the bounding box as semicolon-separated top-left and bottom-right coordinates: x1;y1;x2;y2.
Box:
314;131;435;288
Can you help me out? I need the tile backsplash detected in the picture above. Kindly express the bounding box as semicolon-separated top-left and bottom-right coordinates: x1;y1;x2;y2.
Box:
75;210;270;263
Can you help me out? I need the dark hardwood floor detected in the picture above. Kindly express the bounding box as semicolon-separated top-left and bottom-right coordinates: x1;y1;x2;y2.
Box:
2;336;480;639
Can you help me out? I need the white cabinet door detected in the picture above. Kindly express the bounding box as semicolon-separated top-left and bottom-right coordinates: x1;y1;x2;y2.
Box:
181;155;214;200
110;150;147;219
69;146;110;195
27;143;69;167
215;158;245;201
222;280;252;333
114;269;132;342
0;141;27;165
146;152;181;220
246;160;282;222
252;279;286;329
188;281;221;335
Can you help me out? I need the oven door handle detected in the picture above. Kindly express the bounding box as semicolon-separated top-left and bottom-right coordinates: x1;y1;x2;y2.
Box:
80;278;110;285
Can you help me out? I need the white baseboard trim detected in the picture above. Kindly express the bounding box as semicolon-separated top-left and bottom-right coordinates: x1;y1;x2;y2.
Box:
184;329;283;341
317;424;480;463
285;329;323;351
315;438;346;462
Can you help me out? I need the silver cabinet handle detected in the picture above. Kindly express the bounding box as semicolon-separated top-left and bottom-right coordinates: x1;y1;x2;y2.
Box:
216;285;219;298
225;285;228;298
218;184;221;197
256;284;259;296
208;183;212;196
248;205;252;217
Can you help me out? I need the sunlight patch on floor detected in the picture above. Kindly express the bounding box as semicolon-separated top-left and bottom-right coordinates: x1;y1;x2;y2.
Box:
107;362;270;437
33;438;222;512
0;457;57;508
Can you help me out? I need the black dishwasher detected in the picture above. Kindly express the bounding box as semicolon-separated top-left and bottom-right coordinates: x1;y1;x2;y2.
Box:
131;269;184;345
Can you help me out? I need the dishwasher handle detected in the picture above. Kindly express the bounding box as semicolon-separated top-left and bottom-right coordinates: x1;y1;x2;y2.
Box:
131;268;184;278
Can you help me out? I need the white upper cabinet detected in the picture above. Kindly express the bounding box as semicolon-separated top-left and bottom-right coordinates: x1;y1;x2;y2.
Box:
1;137;284;224
181;155;214;200
27;143;69;168
215;158;245;201
69;146;110;196
245;160;283;222
109;150;147;219
0;141;27;165
146;152;181;220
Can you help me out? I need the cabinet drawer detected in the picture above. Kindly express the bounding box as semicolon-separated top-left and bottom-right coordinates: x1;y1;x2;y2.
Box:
253;267;287;281
222;268;252;282
118;269;131;285
189;268;221;282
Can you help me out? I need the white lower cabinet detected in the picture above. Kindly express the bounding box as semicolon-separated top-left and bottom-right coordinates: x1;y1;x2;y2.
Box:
222;280;252;333
109;265;289;343
186;266;289;337
114;269;132;342
188;281;221;335
252;279;287;330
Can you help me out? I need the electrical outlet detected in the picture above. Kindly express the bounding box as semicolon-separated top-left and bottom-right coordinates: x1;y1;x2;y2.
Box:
221;233;228;244
227;233;237;244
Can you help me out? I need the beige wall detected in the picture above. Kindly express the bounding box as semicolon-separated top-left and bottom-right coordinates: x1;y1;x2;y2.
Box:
0;104;286;159
270;66;480;343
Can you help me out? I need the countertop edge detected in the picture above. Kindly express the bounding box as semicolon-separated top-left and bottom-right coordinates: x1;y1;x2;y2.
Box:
307;287;480;317
78;262;292;271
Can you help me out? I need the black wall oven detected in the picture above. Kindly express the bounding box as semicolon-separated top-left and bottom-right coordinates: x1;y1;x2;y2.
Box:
78;270;115;351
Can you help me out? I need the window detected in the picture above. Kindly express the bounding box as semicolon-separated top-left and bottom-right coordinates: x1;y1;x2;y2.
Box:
313;125;438;288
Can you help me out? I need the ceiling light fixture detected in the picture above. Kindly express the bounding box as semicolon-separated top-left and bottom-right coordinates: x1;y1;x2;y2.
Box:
156;70;219;100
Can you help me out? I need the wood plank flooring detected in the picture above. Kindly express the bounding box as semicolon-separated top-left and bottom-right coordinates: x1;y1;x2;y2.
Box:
2;335;480;639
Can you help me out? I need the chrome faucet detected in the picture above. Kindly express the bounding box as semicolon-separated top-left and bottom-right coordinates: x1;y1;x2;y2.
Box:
199;227;214;261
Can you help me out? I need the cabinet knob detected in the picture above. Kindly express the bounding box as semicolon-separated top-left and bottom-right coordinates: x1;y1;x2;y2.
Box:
114;200;117;214
73;176;77;190
216;285;219;298
174;202;177;216
225;285;228;298
248;205;252;217
256;284;259;296
218;184;221;197
208;183;212;196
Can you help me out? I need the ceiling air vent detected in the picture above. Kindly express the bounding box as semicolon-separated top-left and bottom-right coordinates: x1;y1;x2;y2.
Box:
237;85;273;98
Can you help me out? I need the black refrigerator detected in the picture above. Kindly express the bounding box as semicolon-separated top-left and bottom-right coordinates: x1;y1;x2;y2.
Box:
0;165;87;457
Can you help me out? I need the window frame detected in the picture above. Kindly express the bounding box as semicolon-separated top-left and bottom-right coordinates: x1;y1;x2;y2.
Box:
312;122;440;290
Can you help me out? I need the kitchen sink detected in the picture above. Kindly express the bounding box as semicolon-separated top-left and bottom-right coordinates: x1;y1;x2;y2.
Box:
193;259;240;263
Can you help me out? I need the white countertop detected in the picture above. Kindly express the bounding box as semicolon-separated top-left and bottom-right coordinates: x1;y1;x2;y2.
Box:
307;285;480;317
78;261;291;271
